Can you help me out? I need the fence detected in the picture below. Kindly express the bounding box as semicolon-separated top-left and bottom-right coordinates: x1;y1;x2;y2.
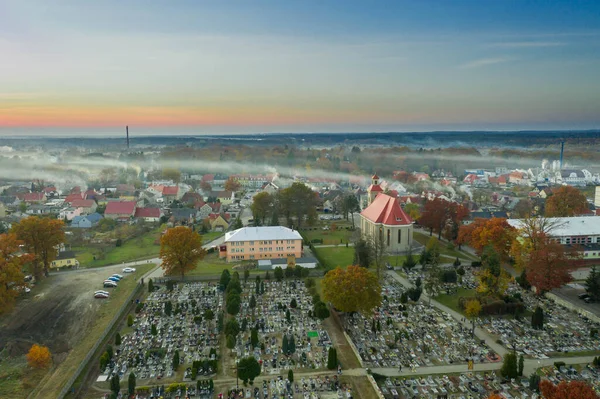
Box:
54;267;154;399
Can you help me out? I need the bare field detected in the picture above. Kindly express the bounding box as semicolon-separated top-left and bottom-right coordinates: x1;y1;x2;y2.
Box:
0;263;154;399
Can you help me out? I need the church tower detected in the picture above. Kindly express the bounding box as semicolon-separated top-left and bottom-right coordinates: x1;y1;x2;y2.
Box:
367;173;383;205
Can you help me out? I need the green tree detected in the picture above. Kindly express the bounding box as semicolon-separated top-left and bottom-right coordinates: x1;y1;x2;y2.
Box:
327;348;337;370
586;266;600;301
224;319;240;338
237;357;261;384
314;301;330;320
128;372;136;396
288;335;296;354
518;354;524;377
164;301;173;316
219;269;231;291
148;278;154;292
403;248;417;270
172;350;180;371
532;306;544;330
204;308;214;321
529;374;541;392
115;332;121;346
286;309;291;323
290;298;297;308
151;324;157;336
288;369;294;383
244;269;250;283
226;292;241;315
250;328;259;348
353;239;373;268
501;353;518;379
274;266;284;281
233;218;243;229
110;374;120;394
250;192;274;225
282;335;289;354
226;334;236;350
127;314;134;327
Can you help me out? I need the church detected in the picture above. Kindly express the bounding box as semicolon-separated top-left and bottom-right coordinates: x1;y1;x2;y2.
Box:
360;174;414;252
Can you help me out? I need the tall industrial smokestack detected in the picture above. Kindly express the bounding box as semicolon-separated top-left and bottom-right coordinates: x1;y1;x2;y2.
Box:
126;126;129;149
559;140;564;170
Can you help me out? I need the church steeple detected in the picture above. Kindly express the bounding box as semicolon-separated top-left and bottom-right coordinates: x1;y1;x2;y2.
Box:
367;173;383;205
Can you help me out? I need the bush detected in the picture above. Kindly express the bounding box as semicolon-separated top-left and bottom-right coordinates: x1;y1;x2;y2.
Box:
440;269;457;283
471;261;482;267
116;238;122;247
554;361;566;370
127;314;134;327
135;302;144;313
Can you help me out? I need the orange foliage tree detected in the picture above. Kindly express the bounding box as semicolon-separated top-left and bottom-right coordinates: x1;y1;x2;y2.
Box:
159;227;206;279
224;177;242;192
487;394;504;399
11;216;65;279
322;266;381;315
526;239;582;295
457;218;515;260
545;186;588;217
0;234;35;315
27;344;52;369
419;197;469;240
540;379;599;399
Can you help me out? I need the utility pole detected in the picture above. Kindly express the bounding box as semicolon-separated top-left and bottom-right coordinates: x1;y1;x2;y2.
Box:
126;125;130;149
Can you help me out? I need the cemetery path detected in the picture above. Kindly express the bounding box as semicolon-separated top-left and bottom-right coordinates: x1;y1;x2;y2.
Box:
386;271;508;357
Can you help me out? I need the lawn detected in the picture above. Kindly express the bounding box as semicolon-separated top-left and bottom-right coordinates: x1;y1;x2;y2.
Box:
72;228;163;267
413;231;476;261
187;253;232;276
201;232;224;244
435;287;477;314
313;246;355;270
35;264;155;399
0;357;47;399
302;228;353;245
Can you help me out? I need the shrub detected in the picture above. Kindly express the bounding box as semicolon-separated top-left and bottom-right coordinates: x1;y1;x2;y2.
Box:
440;269;457;283
554;361;566;370
135;302;144;313
471;261;482;267
127;314;134;326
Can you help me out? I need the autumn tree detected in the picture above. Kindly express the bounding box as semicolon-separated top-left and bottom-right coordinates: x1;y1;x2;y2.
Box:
353;239;372;269
539;380;599;399
27;344;52;369
464;299;482;337
200;181;212;192
322;266;381;315
476;248;511;298
250;192;274;225
0;234;34;315
526;239;581;295
11;216;65;279
419;197;469;240
545;186;588;217
159;226;206;279
224;177;242;192
277;182;318;228
162;168;182;184
404;203;421;221
458;218;515;261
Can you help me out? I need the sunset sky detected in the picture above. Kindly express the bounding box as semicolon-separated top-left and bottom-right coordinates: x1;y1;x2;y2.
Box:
1;0;600;135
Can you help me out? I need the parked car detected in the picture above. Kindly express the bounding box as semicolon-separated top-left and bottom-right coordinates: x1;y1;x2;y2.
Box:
94;292;109;299
579;293;590;300
106;276;120;282
112;274;124;279
103;281;118;288
123;267;136;273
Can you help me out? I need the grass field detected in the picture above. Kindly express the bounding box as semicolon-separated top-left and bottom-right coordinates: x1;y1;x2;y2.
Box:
313;246;355;270
303;228;354;245
201;231;224;244
435;287;477;314
413;231;476;261
187;253;232;276
34;264;154;399
0;357;47;399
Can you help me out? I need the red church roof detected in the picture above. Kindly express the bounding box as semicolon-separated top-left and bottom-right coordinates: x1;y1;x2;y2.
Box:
361;194;413;226
368;184;383;192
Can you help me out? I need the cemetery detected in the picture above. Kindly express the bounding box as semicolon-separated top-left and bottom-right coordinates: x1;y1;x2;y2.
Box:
344;276;497;369
99;281;223;385
228;278;333;375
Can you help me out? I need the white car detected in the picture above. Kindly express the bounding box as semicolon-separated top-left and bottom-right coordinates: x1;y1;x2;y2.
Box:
103;281;118;288
95;292;109;299
94;290;109;296
122;267;136;273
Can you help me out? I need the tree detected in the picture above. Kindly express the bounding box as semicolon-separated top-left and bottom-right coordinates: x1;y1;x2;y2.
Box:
115;332;121;346
368;230;388;279
314;301;330;320
11;216;65;279
250;192;274;225
237;357;261;384
341;194;360;227
172;350;180;371
224;177;242;192
200;181;212;192
458;218;515;261
164;301;173;316
322;266;381;315
151;324;157;336
586;266;600;302
227;291;241;315
532;306;544;330
220;269;231;291
404;203;421;221
274;266;284;281
224;319;240;338
545;186;588;217
249;295;257;311
250;328;259;348
402;248;417;270
353;239;372;269
233;218;243;229
148;278;154;292
288;369;294;383
526;239;581;295
226;334;236;350
277;182;319;228
500;352;518;379
290;298;297;308
162;168;181;184
128;372;136;396
282;334;289;354
529;374;541;392
26;344;52;369
285;309;291;322
476;248;511;298
110;374;120;395
518;354;524;376
327;348;337;369
204;308;214;321
159;227;205;280
464;299;481;337
244;269;250;283
419;197;469;240
539;380;600;399
0;234;33;315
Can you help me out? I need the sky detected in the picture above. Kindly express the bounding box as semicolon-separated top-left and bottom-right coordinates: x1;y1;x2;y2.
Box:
1;0;600;136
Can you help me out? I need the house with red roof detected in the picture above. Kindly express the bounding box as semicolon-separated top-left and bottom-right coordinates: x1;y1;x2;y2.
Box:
209;213;231;232
22;192;46;203
71;199;97;214
162;186;180;203
134;207;162;222
360;192;413;252
104;201;137;221
65;192;85;204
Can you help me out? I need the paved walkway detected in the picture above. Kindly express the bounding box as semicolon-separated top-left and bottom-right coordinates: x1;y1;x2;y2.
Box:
386;271;508;357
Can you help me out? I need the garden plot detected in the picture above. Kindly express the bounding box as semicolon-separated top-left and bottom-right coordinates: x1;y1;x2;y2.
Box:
105;282;223;383
233;280;331;373
481;289;600;358
344;276;496;368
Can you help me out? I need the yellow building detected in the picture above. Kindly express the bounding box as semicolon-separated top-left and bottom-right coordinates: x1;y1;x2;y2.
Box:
220;226;303;262
209;213;230;232
51;251;79;268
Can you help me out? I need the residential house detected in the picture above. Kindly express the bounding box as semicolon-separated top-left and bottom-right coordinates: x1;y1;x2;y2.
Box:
181;191;203;205
262;182;279;195
208;202;222;214
171;208;199;225
59;207;82;221
71;213;103;228
360;193;414;253
65;192;85;204
195;202;214;220
43;186;59;198
509;171;529;186
539;188;553;199
162;186;180;203
22;192;46;203
71;199;97;214
51;251;79;269
210;191;234;205
231;174;271;189
220;226;303;262
557;169;588;187
0;196;19;208
212;174;228;187
413;172;430;181
209;213;230;232
116;184;136;196
134;207;162;222
104;201;137;221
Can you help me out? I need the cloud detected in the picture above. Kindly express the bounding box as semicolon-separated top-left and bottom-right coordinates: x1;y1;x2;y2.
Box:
458;57;511;69
490;41;565;48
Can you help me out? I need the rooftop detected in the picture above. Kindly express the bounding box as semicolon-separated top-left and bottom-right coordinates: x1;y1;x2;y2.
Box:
225;226;302;242
361;193;413;226
507;216;600;237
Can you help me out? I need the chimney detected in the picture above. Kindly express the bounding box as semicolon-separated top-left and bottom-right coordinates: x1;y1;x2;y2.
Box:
126;126;130;149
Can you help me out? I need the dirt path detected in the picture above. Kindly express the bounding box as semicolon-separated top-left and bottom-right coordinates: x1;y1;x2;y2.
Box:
324;312;361;370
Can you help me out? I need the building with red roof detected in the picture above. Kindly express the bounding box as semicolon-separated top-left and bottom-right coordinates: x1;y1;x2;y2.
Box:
134;207;162;222
22;192;47;203
360;193;413;252
104;201;137;220
71;199;97;214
